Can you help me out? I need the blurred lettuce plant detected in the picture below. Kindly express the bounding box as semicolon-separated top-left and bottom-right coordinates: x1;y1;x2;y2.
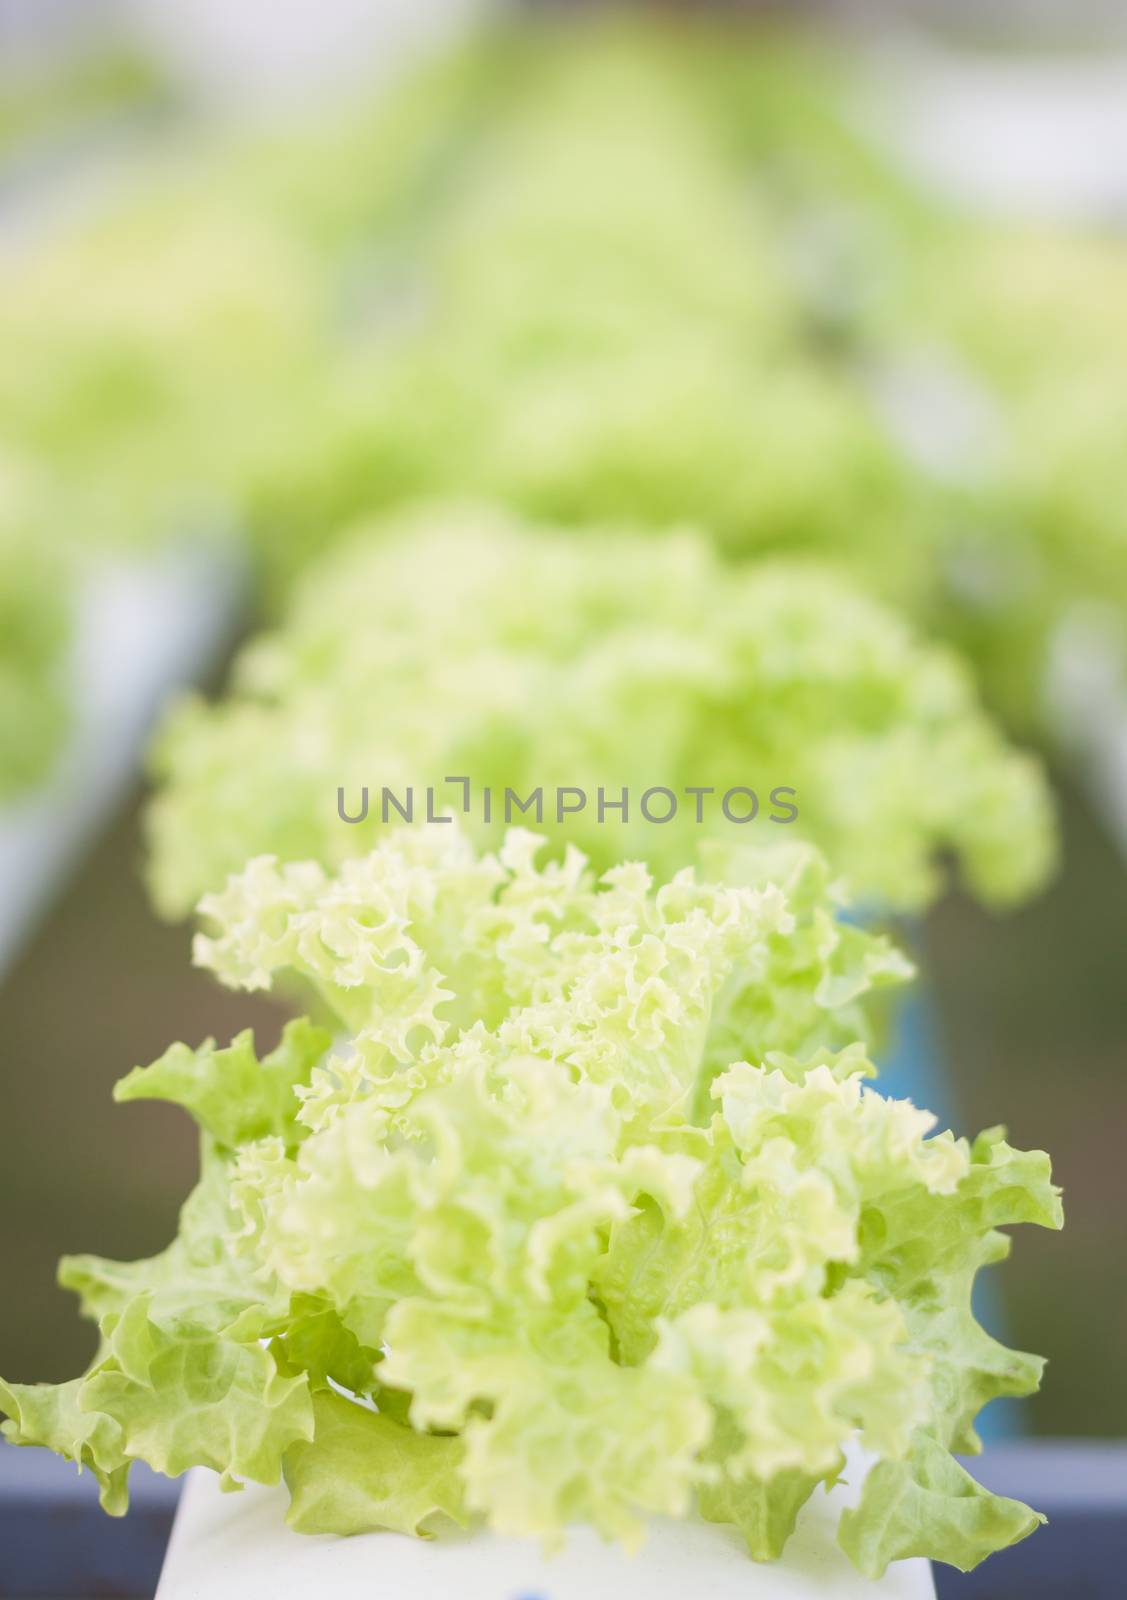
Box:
920;229;1127;724
695;32;1127;731
238;29;930;599
0;461;70;800
0;43;496;566
146;506;1055;919
0;45;167;164
0;203;324;552
0;827;1060;1574
0;43;495;794
4;18;1124;739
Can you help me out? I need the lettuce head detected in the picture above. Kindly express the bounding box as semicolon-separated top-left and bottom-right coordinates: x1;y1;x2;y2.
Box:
1;828;1060;1576
146;507;1056;920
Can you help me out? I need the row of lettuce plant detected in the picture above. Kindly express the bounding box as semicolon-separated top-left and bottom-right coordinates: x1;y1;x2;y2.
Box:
691;29;1127;733
145;505;1054;921
5;19;1125;793
5;535;1063;1571
0;40;501;799
0;21;929;793
0;40;499;564
1;15;1069;1582
238;26;931;595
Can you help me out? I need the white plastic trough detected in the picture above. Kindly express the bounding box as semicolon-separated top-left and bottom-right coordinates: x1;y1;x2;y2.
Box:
0;542;245;976
156;1451;934;1600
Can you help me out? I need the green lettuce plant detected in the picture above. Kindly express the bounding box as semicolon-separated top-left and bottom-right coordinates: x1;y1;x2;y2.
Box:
0;201;324;554
0;44;495;569
919;227;1127;724
146;507;1055;920
0;828;1060;1574
696;32;1127;731
243;30;927;593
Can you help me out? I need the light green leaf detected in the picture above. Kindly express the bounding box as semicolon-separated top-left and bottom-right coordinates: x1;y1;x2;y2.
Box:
858;1128;1062;1454
81;1297;313;1484
271;1295;380;1397
698;1413;836;1561
0;1376;131;1515
838;1431;1045;1577
114;1019;329;1148
284;1390;467;1536
59;1138;283;1338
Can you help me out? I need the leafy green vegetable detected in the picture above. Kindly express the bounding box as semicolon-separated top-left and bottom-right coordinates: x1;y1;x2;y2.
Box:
697;1410;836;1562
697;34;1127;731
242;30;927;592
284;1391;468;1537
0;43;496;567
78;1300;313;1487
147;507;1055;919
6;18;1125;738
0;1375;132;1515
838;1432;1045;1578
114;1019;330;1148
1;829;1060;1575
922;228;1127;728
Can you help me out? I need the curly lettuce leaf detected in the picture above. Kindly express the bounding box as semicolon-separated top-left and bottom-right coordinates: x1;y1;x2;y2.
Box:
838;1431;1045;1578
58;1136;284;1340
146;510;1055;921
858;1126;1063;1458
2;831;1061;1575
1;1283;312;1509
0;1375;131;1515
114;1019;329;1149
697;1409;840;1561
0;42;494;564
80;1295;313;1485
